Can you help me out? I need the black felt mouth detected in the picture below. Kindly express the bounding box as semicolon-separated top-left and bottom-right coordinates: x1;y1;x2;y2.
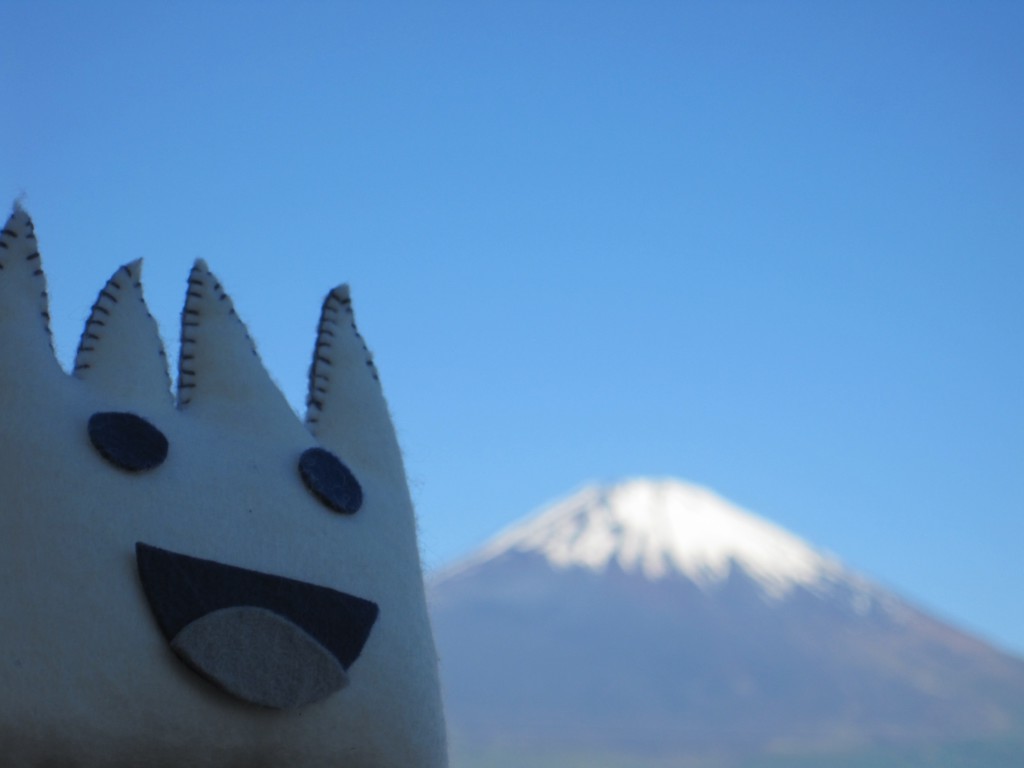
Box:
135;542;379;705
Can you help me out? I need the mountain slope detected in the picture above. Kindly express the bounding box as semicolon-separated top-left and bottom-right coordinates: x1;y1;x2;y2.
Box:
429;479;1024;765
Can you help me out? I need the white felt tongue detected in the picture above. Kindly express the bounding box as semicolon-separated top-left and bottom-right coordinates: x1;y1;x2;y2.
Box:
170;606;348;709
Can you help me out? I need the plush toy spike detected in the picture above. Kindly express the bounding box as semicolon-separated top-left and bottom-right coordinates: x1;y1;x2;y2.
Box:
306;285;405;479
74;259;174;410
0;205;61;390
178;259;300;433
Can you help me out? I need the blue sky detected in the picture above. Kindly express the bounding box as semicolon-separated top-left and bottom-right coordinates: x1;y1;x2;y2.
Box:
5;2;1022;654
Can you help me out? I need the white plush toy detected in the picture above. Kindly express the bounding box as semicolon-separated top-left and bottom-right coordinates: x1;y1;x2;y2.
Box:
0;205;447;767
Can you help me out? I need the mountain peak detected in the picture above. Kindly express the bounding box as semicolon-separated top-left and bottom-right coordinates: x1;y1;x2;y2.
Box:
449;478;850;598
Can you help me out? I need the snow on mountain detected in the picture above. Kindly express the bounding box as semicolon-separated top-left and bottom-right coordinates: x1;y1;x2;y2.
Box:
445;478;865;600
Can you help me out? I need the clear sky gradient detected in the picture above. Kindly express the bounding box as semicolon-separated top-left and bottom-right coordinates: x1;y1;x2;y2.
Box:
5;2;1022;654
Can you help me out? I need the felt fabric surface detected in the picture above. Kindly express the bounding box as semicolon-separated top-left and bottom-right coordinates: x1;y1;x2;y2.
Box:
170;606;349;709
89;412;170;472
73;260;173;410
0;205;448;767
298;447;364;515
136;542;378;672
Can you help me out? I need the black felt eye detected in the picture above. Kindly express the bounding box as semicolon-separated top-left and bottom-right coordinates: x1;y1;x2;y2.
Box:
88;412;169;472
299;447;363;515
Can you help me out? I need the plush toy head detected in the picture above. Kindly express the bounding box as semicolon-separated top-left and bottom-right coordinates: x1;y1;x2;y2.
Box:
0;205;447;767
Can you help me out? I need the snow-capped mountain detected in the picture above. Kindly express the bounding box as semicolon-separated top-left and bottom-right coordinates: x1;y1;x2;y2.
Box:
430;478;1024;767
451;479;852;597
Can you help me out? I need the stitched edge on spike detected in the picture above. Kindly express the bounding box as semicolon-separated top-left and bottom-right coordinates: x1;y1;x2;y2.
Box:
306;286;379;430
177;262;260;407
178;265;204;406
0;209;53;353
74;262;169;385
